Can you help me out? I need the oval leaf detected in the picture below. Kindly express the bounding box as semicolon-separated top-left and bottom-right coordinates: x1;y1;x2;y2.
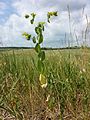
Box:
25;14;29;19
38;59;44;73
35;27;40;34
39;74;47;88
32;36;36;43
38;51;45;61
30;19;34;24
38;34;43;44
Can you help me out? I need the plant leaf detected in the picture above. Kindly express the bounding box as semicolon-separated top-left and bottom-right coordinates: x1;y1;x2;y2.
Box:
25;14;29;19
32;36;36;43
38;51;45;61
35;43;41;53
35;27;39;34
22;32;31;40
30;13;36;24
26;34;31;40
47;11;58;23
38;34;43;44
38;59;44;73
39;74;47;88
30;19;34;24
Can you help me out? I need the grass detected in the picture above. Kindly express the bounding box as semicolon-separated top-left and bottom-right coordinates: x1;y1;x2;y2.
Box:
0;48;90;120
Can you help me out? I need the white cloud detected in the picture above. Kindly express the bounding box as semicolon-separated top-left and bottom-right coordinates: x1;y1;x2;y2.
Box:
0;0;90;47
0;2;7;15
0;13;35;47
0;2;7;10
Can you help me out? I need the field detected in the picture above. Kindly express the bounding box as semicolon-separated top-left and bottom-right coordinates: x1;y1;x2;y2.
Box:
0;48;90;120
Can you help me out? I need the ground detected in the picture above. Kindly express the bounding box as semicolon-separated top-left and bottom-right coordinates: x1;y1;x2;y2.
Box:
0;48;90;120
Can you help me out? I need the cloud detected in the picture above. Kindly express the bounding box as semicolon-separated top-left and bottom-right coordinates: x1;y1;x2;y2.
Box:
12;0;88;16
37;0;87;11
0;2;7;15
0;13;35;47
0;2;7;10
0;0;90;47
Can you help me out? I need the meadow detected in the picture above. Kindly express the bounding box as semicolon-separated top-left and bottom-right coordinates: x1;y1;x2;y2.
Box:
0;48;90;120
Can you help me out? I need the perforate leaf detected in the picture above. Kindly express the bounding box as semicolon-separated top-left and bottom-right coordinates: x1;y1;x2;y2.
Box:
38;51;45;61
35;43;41;53
39;74;47;88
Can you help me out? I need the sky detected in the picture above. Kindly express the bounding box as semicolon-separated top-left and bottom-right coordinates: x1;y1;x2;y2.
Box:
0;0;90;48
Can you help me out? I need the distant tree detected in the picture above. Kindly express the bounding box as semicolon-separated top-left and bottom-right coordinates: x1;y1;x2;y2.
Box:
0;37;3;47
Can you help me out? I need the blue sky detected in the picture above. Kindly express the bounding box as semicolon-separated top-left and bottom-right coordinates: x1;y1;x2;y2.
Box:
0;0;90;47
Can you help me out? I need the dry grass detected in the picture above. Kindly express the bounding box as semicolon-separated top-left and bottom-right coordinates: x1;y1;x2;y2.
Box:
0;48;90;120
